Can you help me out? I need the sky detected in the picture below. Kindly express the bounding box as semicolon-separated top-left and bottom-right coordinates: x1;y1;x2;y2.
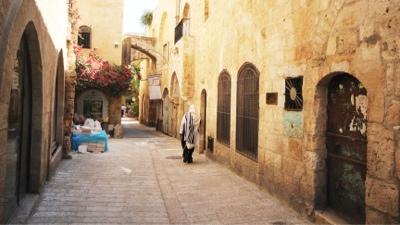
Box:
123;0;159;35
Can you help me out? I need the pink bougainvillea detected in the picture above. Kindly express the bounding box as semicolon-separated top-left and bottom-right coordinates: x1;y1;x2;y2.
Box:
76;52;133;96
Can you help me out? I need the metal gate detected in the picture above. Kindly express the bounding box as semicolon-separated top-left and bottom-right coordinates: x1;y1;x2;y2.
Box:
326;74;367;224
236;64;259;160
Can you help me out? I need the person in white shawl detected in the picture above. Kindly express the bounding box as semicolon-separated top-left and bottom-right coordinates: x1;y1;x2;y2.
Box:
179;104;201;163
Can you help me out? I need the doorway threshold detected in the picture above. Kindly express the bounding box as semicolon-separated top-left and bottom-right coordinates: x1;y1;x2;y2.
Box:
7;194;39;224
315;209;350;225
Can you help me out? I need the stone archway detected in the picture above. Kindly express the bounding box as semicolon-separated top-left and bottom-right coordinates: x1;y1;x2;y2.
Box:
313;71;368;224
4;21;43;221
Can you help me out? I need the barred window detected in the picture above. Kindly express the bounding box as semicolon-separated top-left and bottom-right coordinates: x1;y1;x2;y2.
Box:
217;71;231;145
236;63;259;160
78;26;91;49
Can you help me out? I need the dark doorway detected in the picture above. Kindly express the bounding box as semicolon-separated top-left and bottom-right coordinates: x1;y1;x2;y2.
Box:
5;33;33;222
199;90;207;153
326;73;367;224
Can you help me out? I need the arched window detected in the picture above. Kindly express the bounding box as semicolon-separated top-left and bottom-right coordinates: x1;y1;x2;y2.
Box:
78;25;91;49
217;71;231;145
236;63;259;160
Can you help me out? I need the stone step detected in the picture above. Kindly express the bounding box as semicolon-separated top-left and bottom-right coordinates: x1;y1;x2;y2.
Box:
314;209;350;225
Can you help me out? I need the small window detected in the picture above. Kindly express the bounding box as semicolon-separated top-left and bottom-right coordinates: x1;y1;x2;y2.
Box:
284;76;303;111
78;26;91;49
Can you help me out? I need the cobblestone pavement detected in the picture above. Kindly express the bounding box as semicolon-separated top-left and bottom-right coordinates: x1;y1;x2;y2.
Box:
26;121;309;224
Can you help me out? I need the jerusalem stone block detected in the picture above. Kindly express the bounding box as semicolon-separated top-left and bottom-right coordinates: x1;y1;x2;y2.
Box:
379;14;400;38
385;100;400;126
367;124;395;180
335;29;359;55
360;42;381;62
394;130;400;180
0;102;8;130
366;207;398;224
381;37;400;61
386;63;395;96
288;138;303;161
367;91;385;123
304;135;326;153
366;177;399;217
303;151;325;171
335;0;367;29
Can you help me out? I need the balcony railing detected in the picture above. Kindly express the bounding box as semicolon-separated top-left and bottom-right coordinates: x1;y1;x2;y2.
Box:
174;18;190;44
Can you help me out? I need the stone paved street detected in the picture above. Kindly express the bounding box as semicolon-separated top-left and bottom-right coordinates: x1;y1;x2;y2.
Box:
26;121;309;224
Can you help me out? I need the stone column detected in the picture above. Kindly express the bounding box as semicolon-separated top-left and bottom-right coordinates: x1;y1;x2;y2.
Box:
63;70;76;159
108;95;122;125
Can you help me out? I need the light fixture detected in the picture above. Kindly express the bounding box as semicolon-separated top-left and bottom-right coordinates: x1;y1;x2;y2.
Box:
114;42;119;48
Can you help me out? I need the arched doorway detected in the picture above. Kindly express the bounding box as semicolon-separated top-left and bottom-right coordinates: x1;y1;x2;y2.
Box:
199;90;207;153
5;22;43;221
48;51;65;172
170;73;180;138
162;88;170;134
325;73;367;223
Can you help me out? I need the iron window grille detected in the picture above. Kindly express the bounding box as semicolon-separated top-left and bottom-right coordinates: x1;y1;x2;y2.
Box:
236;64;259;160
217;72;231;146
284;76;303;111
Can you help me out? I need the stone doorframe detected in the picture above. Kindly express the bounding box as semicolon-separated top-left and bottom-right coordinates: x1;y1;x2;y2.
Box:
307;71;375;219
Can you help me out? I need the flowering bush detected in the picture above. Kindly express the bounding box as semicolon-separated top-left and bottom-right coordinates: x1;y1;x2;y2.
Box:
76;52;133;96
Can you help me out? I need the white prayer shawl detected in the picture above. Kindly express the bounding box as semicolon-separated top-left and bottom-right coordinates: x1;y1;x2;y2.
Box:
180;107;200;149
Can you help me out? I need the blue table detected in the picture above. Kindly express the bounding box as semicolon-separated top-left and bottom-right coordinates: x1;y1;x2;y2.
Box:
71;130;109;152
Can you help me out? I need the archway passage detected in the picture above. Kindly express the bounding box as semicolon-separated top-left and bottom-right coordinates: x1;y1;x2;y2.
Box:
199;90;207;153
326;73;367;224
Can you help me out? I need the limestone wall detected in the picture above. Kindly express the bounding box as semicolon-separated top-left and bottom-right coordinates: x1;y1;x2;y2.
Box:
76;0;123;64
0;0;69;222
147;0;400;223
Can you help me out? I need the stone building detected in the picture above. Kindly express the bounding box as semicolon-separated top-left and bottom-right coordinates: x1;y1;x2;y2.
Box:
75;0;125;125
75;0;124;65
139;0;400;223
0;0;71;222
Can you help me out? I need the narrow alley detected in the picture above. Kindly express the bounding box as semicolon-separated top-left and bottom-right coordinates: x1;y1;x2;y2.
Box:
25;121;307;224
2;0;400;224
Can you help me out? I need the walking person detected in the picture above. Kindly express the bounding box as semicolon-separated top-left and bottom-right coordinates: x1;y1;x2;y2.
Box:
179;104;201;163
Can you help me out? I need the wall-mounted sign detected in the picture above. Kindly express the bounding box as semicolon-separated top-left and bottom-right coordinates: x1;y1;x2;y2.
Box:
148;75;161;100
